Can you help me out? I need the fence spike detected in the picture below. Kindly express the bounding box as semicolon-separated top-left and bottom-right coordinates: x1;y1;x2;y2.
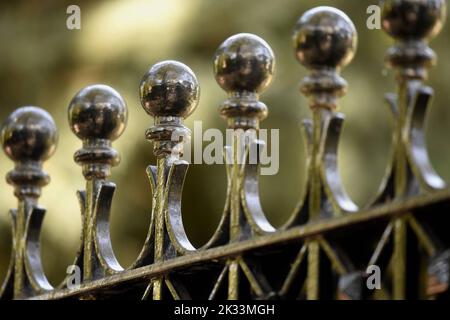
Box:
139;60;199;299
0;106;57;299
68;84;128;282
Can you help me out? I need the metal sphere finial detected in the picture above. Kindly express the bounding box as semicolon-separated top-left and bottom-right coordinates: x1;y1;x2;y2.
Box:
1;106;58;163
382;0;446;80
140;60;199;119
293;6;357;70
214;33;275;94
68;85;127;179
382;0;447;41
68;84;128;142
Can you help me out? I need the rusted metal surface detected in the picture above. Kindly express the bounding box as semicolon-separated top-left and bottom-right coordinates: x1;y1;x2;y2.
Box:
1;0;449;300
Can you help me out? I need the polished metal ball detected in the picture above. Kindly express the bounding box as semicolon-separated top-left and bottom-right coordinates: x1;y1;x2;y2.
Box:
293;6;357;70
382;0;446;41
214;33;275;94
68;84;128;141
1;106;58;162
140;60;199;118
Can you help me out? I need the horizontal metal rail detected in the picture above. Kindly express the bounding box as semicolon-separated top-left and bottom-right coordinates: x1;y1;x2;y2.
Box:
31;190;450;300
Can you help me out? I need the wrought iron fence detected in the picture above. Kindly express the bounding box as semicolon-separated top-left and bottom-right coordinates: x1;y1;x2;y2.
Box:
1;0;449;300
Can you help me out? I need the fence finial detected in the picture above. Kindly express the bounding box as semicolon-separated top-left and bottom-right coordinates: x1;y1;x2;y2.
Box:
382;0;447;80
1;107;58;198
293;6;357;110
214;33;275;129
140;60;199;158
68;84;127;179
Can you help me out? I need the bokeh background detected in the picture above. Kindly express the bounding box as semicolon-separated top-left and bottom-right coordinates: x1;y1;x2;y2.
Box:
0;0;449;285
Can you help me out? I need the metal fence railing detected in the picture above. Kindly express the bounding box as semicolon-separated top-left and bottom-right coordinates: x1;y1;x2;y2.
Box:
1;0;449;300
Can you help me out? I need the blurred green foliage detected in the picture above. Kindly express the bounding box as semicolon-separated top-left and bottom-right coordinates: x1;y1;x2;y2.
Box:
0;0;449;285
